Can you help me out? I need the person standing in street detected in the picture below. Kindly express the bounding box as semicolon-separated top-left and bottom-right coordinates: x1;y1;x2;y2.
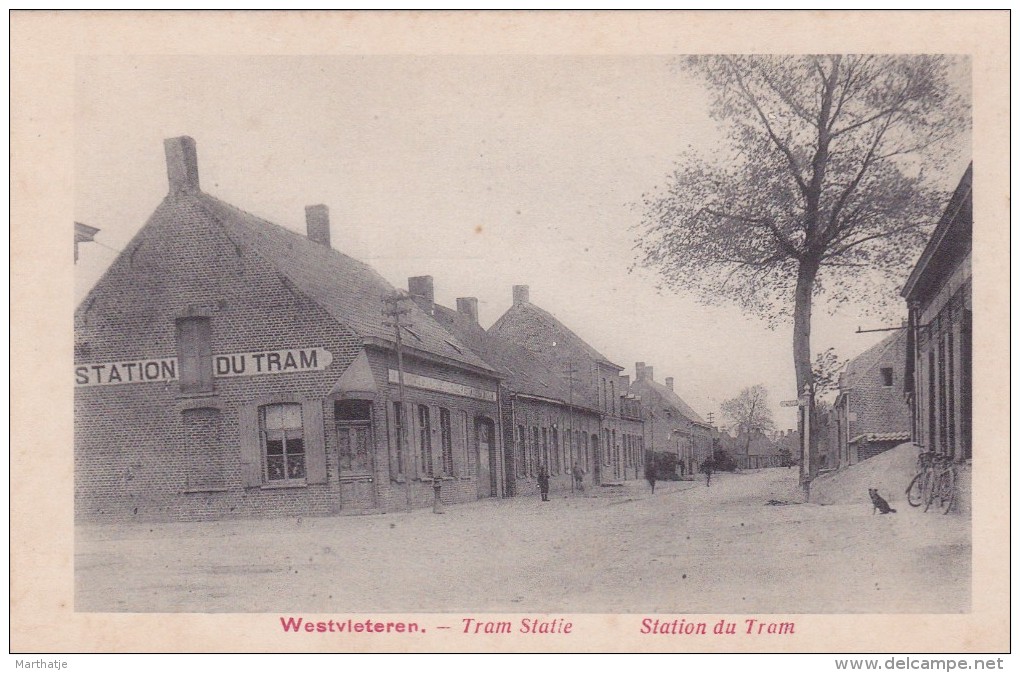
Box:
703;457;714;487
644;460;657;494
572;462;584;492
538;465;550;502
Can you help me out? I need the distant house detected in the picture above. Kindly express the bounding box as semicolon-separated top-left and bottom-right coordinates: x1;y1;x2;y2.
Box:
833;329;912;468
488;286;645;486
629;366;711;476
902;165;972;461
426;279;604;497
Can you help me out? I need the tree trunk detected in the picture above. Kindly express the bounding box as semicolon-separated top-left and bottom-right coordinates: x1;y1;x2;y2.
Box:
793;257;820;498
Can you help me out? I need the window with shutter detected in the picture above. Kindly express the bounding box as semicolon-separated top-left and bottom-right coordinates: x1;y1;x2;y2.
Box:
175;317;213;394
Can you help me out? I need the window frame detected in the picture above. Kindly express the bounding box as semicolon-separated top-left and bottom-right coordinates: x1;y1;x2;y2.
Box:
260;402;307;484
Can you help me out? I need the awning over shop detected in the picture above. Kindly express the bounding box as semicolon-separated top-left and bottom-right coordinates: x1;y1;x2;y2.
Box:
328;350;378;400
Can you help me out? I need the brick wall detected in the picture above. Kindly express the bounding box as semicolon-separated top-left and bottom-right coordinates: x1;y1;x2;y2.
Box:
75;195;364;522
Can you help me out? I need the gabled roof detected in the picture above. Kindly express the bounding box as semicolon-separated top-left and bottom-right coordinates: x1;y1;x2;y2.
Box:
631;377;706;425
192;193;496;374
488;300;621;370
433;302;597;412
842;329;906;391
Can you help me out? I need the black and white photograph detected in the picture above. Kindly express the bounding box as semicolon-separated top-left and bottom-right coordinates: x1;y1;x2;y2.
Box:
12;10;1009;656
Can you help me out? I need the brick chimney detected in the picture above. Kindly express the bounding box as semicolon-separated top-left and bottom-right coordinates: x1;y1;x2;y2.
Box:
305;204;331;248
408;276;434;314
645;366;654;382
164;136;200;194
665;377;674;391
456;297;479;324
513;285;530;305
635;362;646;380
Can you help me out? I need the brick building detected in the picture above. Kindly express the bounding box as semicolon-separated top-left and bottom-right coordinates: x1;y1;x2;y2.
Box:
488;286;645;486
832;329;912;468
902;165;972;461
628;364;711;476
75;137;504;522
425;279;604;496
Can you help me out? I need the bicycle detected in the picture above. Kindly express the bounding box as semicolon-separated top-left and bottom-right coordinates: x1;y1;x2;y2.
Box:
924;453;958;515
906;449;935;507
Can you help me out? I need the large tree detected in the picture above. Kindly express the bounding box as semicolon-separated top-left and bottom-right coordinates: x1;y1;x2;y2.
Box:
636;55;968;489
720;384;776;459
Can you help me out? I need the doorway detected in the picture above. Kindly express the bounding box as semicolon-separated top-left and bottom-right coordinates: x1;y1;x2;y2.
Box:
475;417;497;498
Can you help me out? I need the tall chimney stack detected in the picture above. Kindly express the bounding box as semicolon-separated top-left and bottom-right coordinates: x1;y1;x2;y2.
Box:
305;204;331;248
456;297;479;324
635;362;646;380
512;285;530;305
644;366;654;382
408;276;435;315
665;377;674;391
164;136;200;194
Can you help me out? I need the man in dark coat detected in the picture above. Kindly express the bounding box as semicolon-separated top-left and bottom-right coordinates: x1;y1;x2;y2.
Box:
537;466;550;501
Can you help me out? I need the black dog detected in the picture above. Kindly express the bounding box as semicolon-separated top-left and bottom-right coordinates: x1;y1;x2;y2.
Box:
869;488;896;514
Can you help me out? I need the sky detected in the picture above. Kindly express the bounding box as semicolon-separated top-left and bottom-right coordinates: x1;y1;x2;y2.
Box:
73;56;971;429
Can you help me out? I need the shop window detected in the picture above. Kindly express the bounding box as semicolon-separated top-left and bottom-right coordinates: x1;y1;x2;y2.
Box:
175;316;213;394
439;407;454;476
418;405;433;477
463;411;475;475
392;402;406;477
516;425;526;477
261;403;305;481
551;428;560;474
336;399;373;474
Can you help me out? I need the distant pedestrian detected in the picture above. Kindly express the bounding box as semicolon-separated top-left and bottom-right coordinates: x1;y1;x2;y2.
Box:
538;465;550;501
645;462;657;494
702;458;714;487
572;462;584;492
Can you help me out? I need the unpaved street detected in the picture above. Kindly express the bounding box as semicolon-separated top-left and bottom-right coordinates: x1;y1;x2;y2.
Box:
75;468;969;613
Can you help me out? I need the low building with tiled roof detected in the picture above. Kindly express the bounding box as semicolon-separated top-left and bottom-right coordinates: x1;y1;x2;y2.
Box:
420;277;606;496
488;286;646;486
628;364;713;475
75;137;504;521
833;329;912;468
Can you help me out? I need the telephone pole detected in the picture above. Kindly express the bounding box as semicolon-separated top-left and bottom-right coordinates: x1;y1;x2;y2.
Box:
382;290;413;511
563;360;581;493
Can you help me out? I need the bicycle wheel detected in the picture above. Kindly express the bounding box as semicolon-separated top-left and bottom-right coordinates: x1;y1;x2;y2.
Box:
924;471;941;513
940;469;957;515
906;473;927;507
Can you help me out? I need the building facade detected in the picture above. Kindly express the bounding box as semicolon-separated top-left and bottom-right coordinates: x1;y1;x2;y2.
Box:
75;137;504;522
832;330;912;468
487;286;645;486
419;277;606;498
629;365;711;476
902;165;972;462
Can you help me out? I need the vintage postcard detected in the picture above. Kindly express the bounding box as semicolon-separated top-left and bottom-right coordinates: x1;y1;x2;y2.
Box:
10;10;1009;655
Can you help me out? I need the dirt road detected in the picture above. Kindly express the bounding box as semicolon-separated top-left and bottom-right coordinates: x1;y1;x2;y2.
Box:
75;468;969;613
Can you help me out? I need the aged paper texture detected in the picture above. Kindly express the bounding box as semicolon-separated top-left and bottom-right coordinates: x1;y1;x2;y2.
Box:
11;10;1009;653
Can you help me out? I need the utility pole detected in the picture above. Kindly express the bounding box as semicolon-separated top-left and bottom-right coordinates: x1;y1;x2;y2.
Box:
382;290;413;511
563;360;580;493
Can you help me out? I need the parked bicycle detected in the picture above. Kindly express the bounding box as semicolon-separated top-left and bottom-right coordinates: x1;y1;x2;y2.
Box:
924;453;958;515
906;449;935;508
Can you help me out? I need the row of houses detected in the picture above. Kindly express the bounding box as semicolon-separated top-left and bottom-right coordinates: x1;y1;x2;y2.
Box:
74;137;713;522
813;165;972;472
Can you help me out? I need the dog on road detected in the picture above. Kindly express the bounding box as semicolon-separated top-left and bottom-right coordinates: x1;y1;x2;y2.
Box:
869;488;897;514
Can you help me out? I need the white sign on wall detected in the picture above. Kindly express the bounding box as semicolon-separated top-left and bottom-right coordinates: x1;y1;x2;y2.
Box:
388;369;497;402
75;348;333;387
